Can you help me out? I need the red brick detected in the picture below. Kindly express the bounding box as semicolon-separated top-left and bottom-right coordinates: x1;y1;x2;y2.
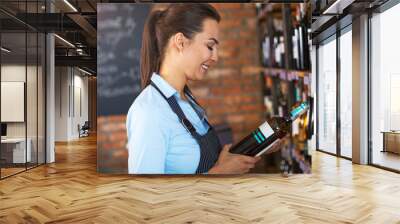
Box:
243;119;264;129
213;3;242;10
219;19;242;29
239;104;263;112
242;4;257;9
203;98;224;107
97;116;107;123
101;143;117;151
218;47;239;59
106;115;126;123
208;117;223;125
245;18;258;30
99;122;126;133
241;66;263;76
239;30;257;40
109;131;127;143
243;113;263;123
220;39;246;49
222;57;255;67
207;68;239;79
220;76;242;87
241;81;262;90
188;87;207;98
211;86;242;96
210;105;240;115
113;149;128;158
97;131;109;139
235;9;257;17
239;95;258;104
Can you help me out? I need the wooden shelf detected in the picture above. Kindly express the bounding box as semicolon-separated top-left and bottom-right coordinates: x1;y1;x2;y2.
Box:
261;67;311;78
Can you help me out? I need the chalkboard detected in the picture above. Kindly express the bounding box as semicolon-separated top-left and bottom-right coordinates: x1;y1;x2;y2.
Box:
97;4;151;116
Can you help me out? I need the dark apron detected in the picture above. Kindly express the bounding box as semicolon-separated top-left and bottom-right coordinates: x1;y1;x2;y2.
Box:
151;81;222;173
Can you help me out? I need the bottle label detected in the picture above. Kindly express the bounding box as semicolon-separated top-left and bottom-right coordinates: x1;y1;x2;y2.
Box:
290;102;309;120
258;122;274;139
252;132;262;144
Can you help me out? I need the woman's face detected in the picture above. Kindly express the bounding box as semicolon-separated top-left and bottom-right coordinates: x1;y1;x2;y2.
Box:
182;18;219;81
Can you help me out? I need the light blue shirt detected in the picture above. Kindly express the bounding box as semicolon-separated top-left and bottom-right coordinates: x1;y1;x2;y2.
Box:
126;73;210;174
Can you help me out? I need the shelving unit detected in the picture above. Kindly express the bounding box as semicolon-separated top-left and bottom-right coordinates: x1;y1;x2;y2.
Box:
262;67;310;78
257;3;311;71
257;2;311;115
256;2;313;174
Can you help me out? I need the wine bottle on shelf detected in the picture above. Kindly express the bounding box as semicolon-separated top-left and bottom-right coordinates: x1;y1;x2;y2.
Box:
305;27;312;70
262;35;270;67
229;102;309;157
279;36;285;68
300;19;311;71
298;25;304;70
273;36;280;68
293;26;300;70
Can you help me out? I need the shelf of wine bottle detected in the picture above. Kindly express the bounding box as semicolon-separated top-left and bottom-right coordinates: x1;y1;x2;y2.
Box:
257;3;312;73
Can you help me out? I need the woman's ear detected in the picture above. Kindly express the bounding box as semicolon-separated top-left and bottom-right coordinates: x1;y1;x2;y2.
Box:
172;32;186;53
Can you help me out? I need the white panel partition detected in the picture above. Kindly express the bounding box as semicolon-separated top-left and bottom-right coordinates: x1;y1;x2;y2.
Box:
317;37;337;154
1;82;25;122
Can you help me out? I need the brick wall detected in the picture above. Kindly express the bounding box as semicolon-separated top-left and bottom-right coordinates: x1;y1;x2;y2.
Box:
98;3;265;173
190;3;264;142
97;115;128;173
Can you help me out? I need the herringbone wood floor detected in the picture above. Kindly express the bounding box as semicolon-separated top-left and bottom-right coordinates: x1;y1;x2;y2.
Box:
1;135;400;223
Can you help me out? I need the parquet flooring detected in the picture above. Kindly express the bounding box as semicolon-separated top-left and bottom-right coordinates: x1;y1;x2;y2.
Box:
0;135;400;223
372;151;400;171
1;167;26;178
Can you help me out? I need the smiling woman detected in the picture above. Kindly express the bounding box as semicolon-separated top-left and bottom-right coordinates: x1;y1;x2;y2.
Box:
126;3;261;175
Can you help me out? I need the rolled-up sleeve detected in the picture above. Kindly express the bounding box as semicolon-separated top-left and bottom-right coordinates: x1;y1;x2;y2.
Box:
127;103;168;174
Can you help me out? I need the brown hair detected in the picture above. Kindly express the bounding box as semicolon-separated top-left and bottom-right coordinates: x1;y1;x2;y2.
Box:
140;3;221;89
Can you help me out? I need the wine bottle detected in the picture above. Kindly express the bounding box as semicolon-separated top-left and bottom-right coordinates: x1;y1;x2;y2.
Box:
262;35;270;67
229;102;309;157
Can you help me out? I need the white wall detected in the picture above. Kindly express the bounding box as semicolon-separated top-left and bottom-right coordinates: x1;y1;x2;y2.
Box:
55;67;69;141
1;65;38;138
73;73;89;137
55;67;89;141
1;63;46;164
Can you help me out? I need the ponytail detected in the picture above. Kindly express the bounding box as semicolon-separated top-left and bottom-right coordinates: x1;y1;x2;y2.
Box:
140;10;164;89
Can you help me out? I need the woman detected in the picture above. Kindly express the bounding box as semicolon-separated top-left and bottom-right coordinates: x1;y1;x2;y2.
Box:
126;3;260;174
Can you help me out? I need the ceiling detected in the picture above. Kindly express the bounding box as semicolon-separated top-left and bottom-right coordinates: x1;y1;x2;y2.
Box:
0;0;100;74
311;0;389;43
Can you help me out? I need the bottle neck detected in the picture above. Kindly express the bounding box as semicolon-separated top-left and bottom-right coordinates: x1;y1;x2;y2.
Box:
288;102;309;121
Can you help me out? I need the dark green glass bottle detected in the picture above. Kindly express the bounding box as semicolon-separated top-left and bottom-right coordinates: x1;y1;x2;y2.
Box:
229;102;309;157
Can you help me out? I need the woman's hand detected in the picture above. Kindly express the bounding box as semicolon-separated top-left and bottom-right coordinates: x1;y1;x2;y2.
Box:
208;144;261;174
